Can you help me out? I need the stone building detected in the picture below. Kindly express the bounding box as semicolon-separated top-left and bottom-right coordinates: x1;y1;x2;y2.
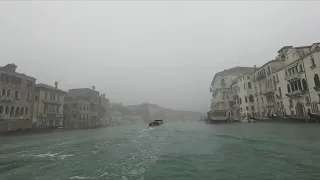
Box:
251;60;285;117
231;72;255;119
32;82;66;128
64;86;100;129
273;43;320;117
98;94;110;126
209;67;254;119
0;63;36;133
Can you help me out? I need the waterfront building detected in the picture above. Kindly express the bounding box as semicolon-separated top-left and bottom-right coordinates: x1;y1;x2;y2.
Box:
209;67;255;120
0;64;36;133
98;94;110;126
64;86;100;129
251;60;285;117
32;82;66;128
273;43;320;117
230;72;255;119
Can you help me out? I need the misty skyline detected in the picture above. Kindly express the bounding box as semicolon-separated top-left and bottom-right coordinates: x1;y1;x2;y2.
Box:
0;1;319;112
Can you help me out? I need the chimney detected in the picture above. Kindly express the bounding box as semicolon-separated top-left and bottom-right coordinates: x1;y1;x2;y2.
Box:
92;86;95;90
55;81;58;88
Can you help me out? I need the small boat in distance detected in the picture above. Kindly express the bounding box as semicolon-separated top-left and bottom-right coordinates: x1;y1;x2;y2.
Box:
154;120;163;125
148;120;164;127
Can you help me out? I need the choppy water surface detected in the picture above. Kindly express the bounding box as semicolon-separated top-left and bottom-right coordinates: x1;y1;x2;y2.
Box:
1;122;320;180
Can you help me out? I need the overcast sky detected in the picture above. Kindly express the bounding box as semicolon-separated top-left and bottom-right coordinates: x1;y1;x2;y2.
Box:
0;1;319;112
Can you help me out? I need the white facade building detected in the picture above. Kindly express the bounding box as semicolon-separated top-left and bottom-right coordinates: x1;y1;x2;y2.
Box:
251;60;285;117
209;67;255;119
231;73;255;119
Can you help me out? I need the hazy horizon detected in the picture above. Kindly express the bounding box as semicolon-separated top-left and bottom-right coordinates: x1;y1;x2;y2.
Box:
1;1;320;112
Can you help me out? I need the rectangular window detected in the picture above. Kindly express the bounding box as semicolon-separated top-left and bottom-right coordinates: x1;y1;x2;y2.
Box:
306;97;310;104
278;87;282;97
246;107;249;111
27;80;33;87
251;106;255;110
248;82;252;89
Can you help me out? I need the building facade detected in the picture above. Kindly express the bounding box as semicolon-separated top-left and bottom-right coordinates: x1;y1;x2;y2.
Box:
251;60;285;118
274;43;320;117
98;94;110;126
231;73;255;119
209;67;255;119
0;64;36;133
210;42;320;120
64;86;100;129
32;82;66;128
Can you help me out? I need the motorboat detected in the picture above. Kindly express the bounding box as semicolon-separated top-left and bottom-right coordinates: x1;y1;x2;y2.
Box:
148;120;163;127
154;120;164;125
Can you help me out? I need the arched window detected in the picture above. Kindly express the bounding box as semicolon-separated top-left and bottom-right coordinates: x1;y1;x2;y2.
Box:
15;107;20;117
1;88;5;96
5;106;9;115
20;107;24;115
302;79;308;90
7;89;10;97
249;95;254;102
291;82;295;91
0;106;3;114
311;55;315;66
314;74;320;87
294;81;298;91
14;91;19;100
298;80;302;90
25;107;29;115
287;84;291;92
10;106;15;117
27;92;31;101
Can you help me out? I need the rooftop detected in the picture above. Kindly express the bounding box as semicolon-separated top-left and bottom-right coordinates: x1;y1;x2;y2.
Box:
36;83;66;93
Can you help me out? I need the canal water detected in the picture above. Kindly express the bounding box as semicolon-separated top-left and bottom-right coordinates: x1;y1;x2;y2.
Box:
1;122;320;180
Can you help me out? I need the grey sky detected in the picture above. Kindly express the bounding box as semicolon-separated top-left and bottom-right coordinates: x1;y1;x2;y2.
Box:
0;1;319;112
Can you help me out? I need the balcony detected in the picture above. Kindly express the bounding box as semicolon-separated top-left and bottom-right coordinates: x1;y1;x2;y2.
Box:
285;90;307;97
262;87;276;95
285;73;302;82
0;96;14;102
266;102;275;108
233;94;238;100
42;99;62;105
314;85;320;91
256;74;266;81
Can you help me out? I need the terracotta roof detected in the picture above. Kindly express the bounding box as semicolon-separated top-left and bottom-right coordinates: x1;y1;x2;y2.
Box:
36;83;66;93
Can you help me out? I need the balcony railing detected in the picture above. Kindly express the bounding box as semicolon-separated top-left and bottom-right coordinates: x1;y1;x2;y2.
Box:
285;89;307;97
42;99;62;105
0;96;14;102
256;74;266;81
285;73;302;82
262;87;276;95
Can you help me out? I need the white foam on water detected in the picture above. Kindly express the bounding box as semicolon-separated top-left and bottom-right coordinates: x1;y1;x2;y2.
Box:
21;153;74;160
69;176;90;180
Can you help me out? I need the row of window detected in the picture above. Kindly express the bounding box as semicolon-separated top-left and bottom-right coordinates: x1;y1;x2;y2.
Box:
1;88;32;100
72;103;90;111
44;92;60;101
237;95;255;105
0;73;33;87
287;78;308;93
0;105;29;116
